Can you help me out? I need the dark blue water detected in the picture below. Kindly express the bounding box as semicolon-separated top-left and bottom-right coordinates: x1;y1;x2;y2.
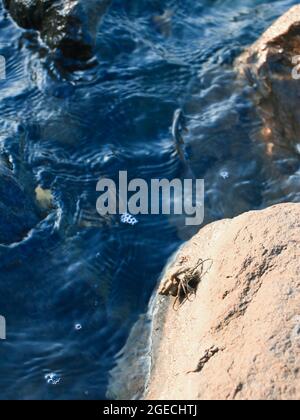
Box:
0;0;299;400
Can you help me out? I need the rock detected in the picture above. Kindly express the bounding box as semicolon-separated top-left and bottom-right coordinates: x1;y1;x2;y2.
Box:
35;185;54;211
236;5;300;156
152;10;173;37
4;0;111;64
110;204;300;400
0;157;39;244
145;203;300;400
107;312;153;400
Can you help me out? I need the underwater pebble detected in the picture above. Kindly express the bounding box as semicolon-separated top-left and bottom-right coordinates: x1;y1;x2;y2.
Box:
120;213;138;226
45;373;61;385
35;186;54;210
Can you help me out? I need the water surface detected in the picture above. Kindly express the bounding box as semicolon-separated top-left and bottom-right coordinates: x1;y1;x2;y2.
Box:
0;0;299;400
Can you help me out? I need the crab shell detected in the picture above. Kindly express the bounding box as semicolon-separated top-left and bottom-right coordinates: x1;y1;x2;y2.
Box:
158;277;179;297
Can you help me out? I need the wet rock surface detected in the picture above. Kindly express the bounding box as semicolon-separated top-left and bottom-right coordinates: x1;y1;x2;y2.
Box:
0;157;39;245
236;5;300;157
3;0;111;64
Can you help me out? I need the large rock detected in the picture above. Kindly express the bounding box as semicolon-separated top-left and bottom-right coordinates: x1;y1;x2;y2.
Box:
0;156;39;245
109;204;300;400
145;203;300;400
236;5;300;156
3;0;111;64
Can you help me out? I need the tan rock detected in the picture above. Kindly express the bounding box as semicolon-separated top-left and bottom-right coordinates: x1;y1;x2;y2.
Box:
145;203;300;400
236;5;300;156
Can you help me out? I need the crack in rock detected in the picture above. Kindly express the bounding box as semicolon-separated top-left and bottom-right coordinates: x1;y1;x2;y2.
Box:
187;346;221;374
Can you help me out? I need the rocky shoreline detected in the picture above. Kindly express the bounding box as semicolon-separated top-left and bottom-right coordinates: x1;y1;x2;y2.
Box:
108;5;300;400
146;203;300;400
109;204;300;400
2;1;299;400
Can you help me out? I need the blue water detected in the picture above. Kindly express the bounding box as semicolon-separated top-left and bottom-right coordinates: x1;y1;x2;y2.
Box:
0;0;299;400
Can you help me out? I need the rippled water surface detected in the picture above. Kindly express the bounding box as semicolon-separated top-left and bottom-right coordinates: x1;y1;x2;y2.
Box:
0;0;299;400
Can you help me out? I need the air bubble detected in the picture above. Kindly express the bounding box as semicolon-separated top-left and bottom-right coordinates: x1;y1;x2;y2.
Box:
45;373;61;385
120;213;138;226
220;170;229;179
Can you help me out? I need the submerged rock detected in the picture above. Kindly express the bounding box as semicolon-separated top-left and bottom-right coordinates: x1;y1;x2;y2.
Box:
110;204;300;400
236;5;300;156
35;185;54;211
4;0;111;65
0;157;39;244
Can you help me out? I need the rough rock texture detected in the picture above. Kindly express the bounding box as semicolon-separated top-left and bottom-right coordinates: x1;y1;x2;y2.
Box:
3;0;111;64
236;5;300;157
144;204;300;400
